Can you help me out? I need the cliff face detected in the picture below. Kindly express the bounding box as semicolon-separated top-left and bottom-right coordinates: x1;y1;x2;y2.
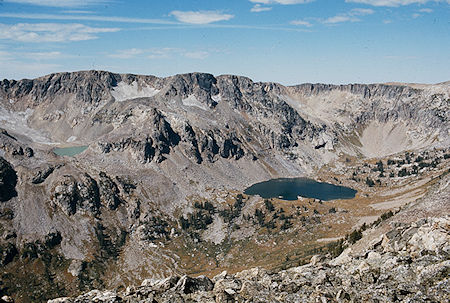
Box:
0;71;448;302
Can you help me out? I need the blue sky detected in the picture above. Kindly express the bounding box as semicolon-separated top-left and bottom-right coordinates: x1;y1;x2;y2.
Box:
0;0;448;85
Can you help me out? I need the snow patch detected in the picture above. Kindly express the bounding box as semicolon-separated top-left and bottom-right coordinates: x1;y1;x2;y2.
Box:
111;81;160;102
212;94;221;103
0;107;52;144
182;95;208;111
66;136;77;143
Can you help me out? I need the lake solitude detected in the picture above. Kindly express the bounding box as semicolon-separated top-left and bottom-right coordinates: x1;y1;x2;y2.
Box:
244;177;357;201
53;146;88;157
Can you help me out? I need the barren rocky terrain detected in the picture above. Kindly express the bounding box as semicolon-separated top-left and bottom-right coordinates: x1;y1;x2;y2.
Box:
0;71;448;302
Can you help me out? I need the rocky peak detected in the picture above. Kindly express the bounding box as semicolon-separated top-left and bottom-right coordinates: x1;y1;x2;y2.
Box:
0;70;120;104
160;72;219;108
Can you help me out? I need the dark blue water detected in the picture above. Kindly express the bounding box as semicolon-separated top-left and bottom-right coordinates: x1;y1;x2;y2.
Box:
244;177;357;201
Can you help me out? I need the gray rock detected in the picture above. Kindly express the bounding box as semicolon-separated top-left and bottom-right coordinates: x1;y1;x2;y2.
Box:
31;165;55;184
52;175;78;215
98;172;122;210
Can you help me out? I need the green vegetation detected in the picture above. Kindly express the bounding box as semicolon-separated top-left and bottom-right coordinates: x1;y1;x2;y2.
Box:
365;177;375;187
347;229;363;244
79;223;128;291
219;195;245;223
264;199;275;212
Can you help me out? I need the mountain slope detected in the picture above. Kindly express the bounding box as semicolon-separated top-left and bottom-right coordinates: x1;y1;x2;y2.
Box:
0;71;448;302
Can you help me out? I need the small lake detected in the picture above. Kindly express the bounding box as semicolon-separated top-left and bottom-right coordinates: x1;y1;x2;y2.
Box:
244;177;357;201
53;146;88;157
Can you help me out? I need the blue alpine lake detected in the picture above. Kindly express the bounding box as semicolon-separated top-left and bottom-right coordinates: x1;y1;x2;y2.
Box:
244;177;357;201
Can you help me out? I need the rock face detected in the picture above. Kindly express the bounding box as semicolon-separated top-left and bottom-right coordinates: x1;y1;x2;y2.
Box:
50;171;122;215
48;216;450;303
51;175;79;215
31;165;55;184
98;172;122;210
0;157;17;202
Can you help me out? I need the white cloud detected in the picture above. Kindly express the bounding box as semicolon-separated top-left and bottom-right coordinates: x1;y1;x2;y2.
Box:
4;0;109;7
108;48;144;59
323;8;374;24
350;8;375;15
61;10;95;14
383;19;393;23
147;48;176;59
383;55;418;60
250;0;314;4
108;48;210;60
0;50;61;79
345;0;448;7
290;19;313;27
0;49;63;61
324;15;356;24
412;8;434;18
184;51;209;59
23;51;62;60
170;11;234;24
0;50;13;61
0;13;176;25
251;4;273;12
0;23;119;43
0;61;61;80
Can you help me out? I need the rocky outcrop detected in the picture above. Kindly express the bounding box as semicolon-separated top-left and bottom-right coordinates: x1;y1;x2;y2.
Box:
97;108;180;163
0;129;34;158
0;157;17;202
77;173;101;213
98;172;122;211
162;73;219;108
220;135;245;160
199;131;220;163
51;175;78;215
98;137;155;163
216;75;322;149
180;122;202;164
47;216;450;303
149;108;181;162
31;165;56;184
50;172;121;215
0;243;18;266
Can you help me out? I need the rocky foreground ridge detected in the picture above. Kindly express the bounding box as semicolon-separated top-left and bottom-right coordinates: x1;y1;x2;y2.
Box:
48;215;449;303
